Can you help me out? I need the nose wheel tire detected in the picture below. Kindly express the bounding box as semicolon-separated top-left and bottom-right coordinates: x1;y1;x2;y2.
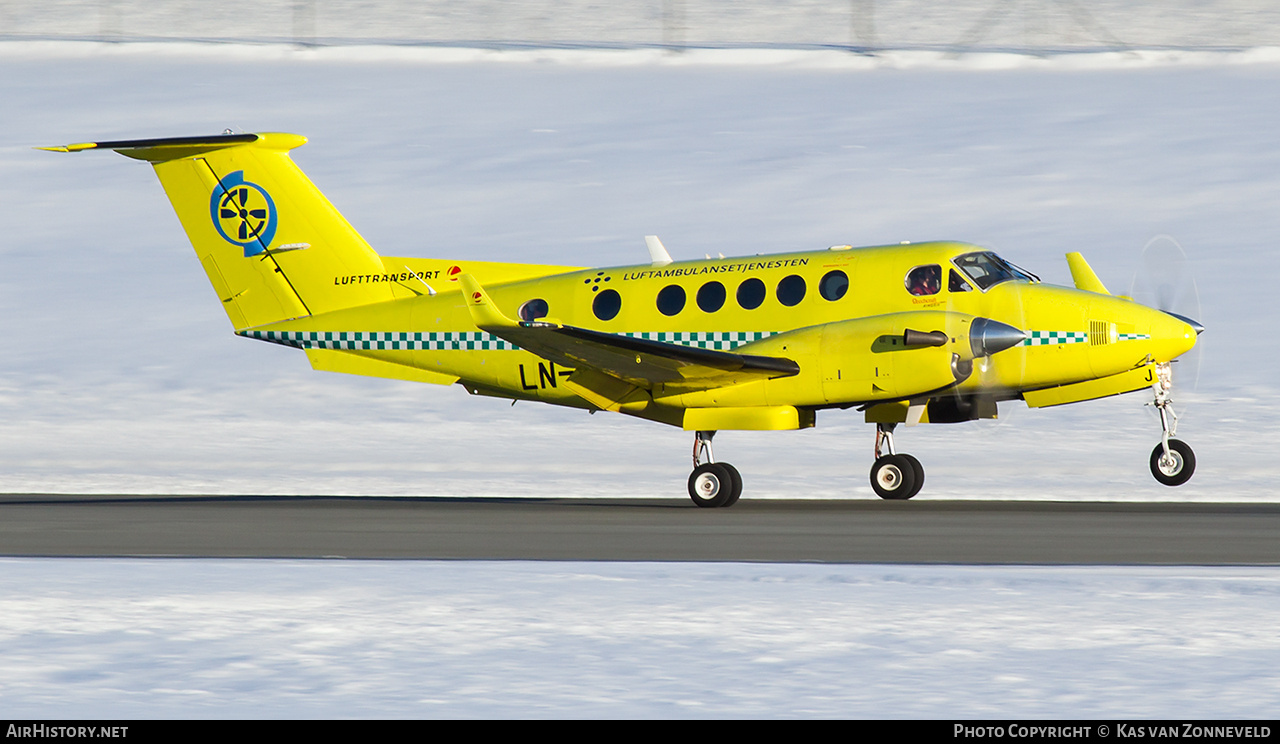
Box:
688;462;743;508
1150;439;1196;486
871;454;922;500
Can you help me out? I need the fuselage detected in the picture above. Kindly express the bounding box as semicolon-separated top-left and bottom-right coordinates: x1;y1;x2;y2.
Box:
249;240;1197;421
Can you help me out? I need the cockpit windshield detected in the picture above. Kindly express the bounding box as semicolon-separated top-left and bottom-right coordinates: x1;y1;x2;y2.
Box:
952;251;1033;291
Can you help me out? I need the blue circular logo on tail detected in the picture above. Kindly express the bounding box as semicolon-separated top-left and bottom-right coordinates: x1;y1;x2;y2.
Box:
210;171;277;257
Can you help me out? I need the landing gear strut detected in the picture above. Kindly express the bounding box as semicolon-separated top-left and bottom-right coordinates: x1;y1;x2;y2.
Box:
870;423;924;500
1149;362;1196;486
688;430;742;508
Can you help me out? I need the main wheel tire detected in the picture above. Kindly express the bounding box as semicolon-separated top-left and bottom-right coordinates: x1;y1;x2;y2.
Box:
689;463;734;508
870;454;918;500
1150;439;1196;486
719;462;743;507
900;453;925;499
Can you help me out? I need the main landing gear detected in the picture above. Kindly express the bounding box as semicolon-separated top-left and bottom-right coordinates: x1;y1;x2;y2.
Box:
688;430;742;508
870;423;924;500
1149;362;1196;486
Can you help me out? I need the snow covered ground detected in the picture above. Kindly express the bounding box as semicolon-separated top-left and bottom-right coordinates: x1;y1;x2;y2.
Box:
2;42;1278;500
2;559;1279;718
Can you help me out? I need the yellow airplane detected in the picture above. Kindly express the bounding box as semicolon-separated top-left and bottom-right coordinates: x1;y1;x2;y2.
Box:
44;132;1202;506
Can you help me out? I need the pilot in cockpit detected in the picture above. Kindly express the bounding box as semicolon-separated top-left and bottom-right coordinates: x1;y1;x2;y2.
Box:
906;265;942;296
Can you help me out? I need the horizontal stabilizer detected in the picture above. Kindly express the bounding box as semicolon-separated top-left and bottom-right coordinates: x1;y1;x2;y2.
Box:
39;133;262;163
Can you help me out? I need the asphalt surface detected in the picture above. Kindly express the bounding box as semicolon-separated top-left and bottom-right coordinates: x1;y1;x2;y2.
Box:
1;494;1277;563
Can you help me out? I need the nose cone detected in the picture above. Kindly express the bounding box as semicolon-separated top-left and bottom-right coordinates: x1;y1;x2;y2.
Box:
1149;309;1199;362
970;317;1028;357
1165;312;1204;336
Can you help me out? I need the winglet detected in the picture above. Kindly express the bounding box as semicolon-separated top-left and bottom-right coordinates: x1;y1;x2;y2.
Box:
458;274;518;330
645;235;673;267
1066;252;1110;295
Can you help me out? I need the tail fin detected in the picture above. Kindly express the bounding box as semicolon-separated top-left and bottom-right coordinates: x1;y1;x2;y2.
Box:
44;133;395;330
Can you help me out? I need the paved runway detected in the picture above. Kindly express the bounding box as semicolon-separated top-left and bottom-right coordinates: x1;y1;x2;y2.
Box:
1;494;1277;563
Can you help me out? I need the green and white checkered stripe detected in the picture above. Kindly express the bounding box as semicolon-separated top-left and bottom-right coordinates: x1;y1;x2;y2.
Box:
240;329;776;352
623;331;774;351
1023;331;1088;346
1023;330;1151;346
239;330;519;351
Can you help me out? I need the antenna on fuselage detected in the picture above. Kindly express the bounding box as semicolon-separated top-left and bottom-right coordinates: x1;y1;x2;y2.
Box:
405;265;437;296
645;235;673;267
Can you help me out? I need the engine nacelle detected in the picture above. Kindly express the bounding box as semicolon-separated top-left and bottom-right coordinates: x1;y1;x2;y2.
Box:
667;311;1026;410
813;311;975;404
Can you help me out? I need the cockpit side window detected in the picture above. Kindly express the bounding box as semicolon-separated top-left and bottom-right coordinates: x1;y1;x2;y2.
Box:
953;251;1030;290
905;265;942;296
948;269;973;293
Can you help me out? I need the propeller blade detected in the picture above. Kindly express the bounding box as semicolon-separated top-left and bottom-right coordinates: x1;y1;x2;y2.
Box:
1131;235;1202;392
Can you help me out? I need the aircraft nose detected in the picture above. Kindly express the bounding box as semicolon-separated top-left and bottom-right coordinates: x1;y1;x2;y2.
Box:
1149;309;1199;362
1164;311;1204;336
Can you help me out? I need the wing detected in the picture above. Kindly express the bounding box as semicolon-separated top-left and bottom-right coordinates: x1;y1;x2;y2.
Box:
458;275;798;393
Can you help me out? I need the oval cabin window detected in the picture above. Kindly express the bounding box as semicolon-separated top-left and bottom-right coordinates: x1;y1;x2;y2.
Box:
518;298;549;321
737;278;766;310
656;285;686;316
697;281;726;313
776;274;806;307
593;289;622;321
819;270;849;301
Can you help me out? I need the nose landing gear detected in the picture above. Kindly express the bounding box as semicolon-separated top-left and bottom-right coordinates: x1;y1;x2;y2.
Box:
1149;362;1196;486
871;423;924;500
688;430;743;508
